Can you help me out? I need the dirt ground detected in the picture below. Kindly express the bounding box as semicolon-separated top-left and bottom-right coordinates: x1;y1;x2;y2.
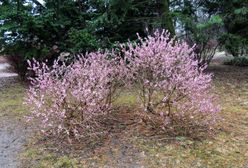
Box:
0;77;30;168
0;57;30;168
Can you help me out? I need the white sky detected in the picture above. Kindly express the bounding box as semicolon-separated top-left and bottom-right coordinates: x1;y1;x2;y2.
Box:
37;0;45;6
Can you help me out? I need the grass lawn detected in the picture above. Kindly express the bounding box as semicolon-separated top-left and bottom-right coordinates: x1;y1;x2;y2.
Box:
0;80;28;118
1;64;248;168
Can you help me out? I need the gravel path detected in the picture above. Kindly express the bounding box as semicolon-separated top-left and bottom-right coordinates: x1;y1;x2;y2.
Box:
212;51;233;64
0;56;28;168
0;61;18;78
0;116;28;168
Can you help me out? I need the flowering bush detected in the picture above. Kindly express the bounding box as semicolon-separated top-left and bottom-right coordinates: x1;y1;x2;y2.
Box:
26;30;220;139
25;51;120;139
120;30;220;133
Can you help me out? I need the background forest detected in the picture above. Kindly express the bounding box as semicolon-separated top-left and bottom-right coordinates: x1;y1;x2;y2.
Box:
1;0;248;75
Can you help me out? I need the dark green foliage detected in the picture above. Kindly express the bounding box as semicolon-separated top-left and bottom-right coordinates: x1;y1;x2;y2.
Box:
0;0;99;75
67;28;99;53
1;0;248;76
1;0;179;77
201;0;248;57
221;0;248;57
89;0;175;44
173;0;222;65
224;57;248;67
220;34;248;57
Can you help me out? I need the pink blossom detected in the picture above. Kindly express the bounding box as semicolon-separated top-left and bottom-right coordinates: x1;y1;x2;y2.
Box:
25;51;120;138
119;30;220;129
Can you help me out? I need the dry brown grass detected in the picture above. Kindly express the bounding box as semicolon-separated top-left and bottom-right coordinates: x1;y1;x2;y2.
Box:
18;64;248;168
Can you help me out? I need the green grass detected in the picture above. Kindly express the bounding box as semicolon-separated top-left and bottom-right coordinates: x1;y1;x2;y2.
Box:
21;148;78;168
114;90;137;106
0;82;28;117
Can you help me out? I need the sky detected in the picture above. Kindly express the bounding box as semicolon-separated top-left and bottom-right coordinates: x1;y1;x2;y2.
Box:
37;0;45;6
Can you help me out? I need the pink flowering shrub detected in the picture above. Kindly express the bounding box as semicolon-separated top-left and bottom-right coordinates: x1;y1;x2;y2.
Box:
25;51;120;139
120;30;220;133
25;30;220;140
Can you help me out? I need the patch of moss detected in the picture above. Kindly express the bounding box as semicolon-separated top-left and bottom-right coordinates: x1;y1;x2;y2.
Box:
114;91;137;106
21;147;79;168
